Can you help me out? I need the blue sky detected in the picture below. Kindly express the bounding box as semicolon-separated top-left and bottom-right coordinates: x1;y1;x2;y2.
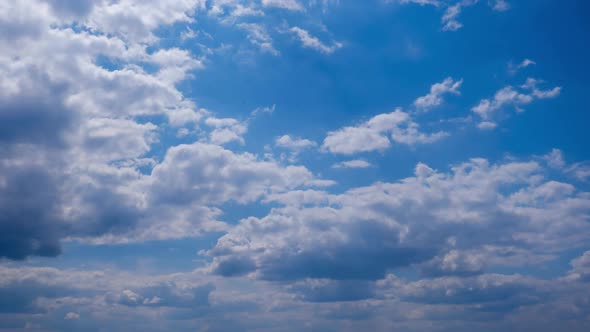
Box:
1;1;590;331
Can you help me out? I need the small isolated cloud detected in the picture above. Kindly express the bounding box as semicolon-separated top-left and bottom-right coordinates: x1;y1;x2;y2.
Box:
64;312;80;320
472;78;561;129
441;0;478;32
276;135;317;150
441;3;463;31
289;27;343;54
490;0;510;12
509;58;536;74
414;77;463;111
251;104;276;117
322;109;447;154
333;159;373;169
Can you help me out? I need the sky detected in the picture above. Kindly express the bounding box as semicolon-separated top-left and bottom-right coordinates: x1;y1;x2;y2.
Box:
1;0;590;331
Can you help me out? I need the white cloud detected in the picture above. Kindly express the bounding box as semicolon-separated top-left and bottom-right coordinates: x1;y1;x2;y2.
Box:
509;58;536;74
332;159;373;169
490;0;510;12
251;104;276;117
237;23;279;55
522;78;562;99
566;251;590;282
205;116;248;145
1;0;348;253
441;0;478;32
472;78;561;128
543;149;590;182
392;0;509;32
261;0;305;11
391;0;441;6
148;142;329;206
275;135;317;150
477;121;498;130
64;312;80;320
544;149;566;169
322;109;447;154
414;77;463;110
208;156;590;281
567;163;590;181
441;3;464;31
85;0;206;44
289;27;343;54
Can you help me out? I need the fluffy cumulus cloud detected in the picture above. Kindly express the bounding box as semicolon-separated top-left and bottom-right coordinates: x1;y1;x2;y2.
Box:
322;109;447;154
207;157;590;282
197;155;590;329
0;0;335;258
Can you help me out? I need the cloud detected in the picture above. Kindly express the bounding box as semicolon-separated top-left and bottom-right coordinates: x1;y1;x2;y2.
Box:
414;77;463;111
397;273;542;310
441;3;463;31
332;160;373;169
84;0;206;43
567;163;590;181
64;312;80;320
391;0;509;32
542;149;590;182
472;78;561;129
250;104;276;117
261;0;305;11
509;58;536;74
237;23;279;55
275;135;317;150
207;157;590;283
566;251;590;282
2;0;354;259
289;27;343;54
322;109;447;154
389;0;441;6
441;0;478;32
148;142;329;206
1;2;589;331
0;264;216;319
288;279;376;302
0;149;66;259
544;148;567;169
490;0;510;12
205;116;249;145
108;283;214;308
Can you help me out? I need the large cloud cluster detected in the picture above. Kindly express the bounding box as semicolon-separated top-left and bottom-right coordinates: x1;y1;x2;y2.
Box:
0;0;332;259
208;158;590;282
